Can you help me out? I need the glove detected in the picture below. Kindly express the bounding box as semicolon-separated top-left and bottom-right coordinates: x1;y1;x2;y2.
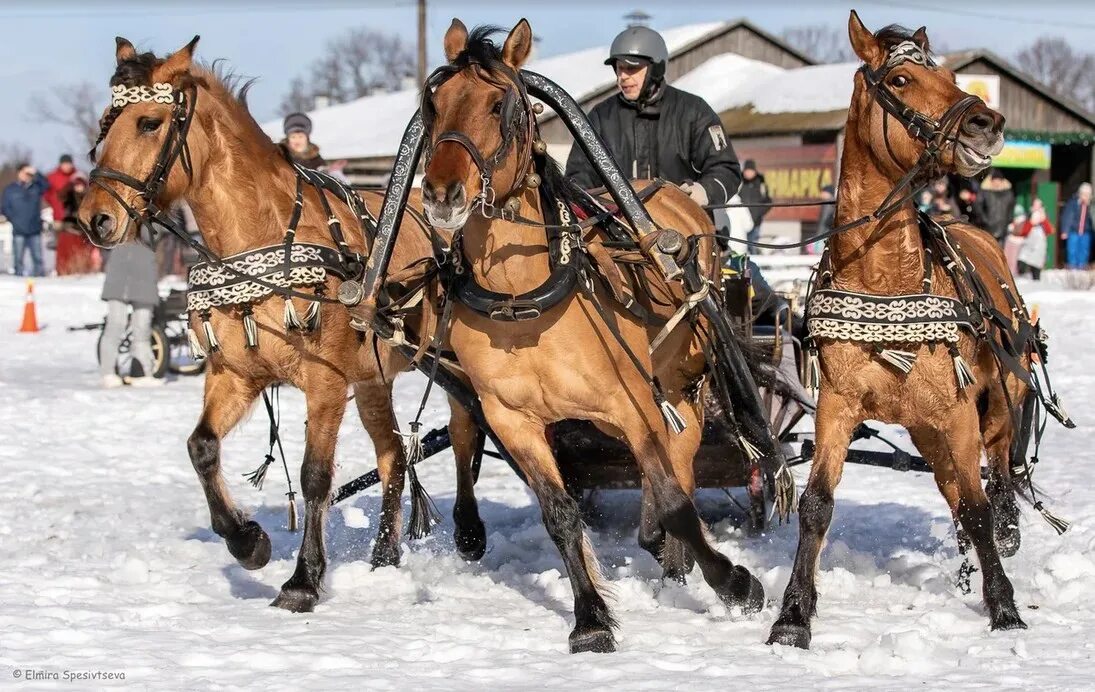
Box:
681;182;709;207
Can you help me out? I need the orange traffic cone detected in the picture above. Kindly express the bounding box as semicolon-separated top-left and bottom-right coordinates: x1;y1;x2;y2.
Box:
18;279;39;333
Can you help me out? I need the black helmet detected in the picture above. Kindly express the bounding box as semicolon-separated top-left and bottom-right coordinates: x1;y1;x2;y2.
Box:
605;26;668;71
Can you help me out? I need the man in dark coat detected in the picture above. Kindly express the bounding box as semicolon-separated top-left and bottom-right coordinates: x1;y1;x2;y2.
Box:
737;160;771;250
565;25;742;237
975;168;1014;245
1;163;49;276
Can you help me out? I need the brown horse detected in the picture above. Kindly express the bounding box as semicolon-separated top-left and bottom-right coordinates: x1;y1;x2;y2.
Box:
769;12;1040;648
77;37;481;612
401;19;770;653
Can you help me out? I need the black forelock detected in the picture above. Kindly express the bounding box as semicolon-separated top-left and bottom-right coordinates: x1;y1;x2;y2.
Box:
110;51;160;87
874;24;930;54
452;25;506;72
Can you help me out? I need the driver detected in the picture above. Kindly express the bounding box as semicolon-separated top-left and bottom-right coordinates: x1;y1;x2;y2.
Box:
565;25;742;223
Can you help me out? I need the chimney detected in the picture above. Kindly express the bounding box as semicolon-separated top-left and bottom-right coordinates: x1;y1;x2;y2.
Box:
624;9;651;28
312;94;330;110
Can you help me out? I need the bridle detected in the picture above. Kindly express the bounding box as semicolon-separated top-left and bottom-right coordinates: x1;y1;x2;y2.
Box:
421;58;537;216
87;81;197;237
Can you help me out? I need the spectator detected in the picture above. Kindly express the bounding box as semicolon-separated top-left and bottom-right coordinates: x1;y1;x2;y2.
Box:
1003;204;1026;276
956;185;983;228
931;191;956;218
1061;182;1093;269
280;112;327;169
99;224;160;387
44;154;80;226
56;173;99;275
156;200;200;276
1016;205;1054;281
916;189;934;213
976;169;1014;246
1;162;49;277
739;160;772;251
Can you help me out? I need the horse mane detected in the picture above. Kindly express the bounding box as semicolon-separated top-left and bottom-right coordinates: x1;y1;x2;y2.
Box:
535;153;596;224
451;25;507;72
873;23;931;55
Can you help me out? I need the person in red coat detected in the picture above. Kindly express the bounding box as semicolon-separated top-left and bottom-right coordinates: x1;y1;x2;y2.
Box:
44;154;78;222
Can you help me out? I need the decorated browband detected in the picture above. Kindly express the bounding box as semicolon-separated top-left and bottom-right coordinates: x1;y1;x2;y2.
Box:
110;82;175;108
884;40;936;70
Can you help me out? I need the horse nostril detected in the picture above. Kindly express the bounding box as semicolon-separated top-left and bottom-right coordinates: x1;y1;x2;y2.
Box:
92;213;116;238
967;114;993;133
448;182;466;208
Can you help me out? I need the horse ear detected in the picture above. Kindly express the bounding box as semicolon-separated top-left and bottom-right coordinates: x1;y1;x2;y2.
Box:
115;37;136;64
444;19;468;63
502;18;533;70
912;26;931;53
157;35;200;82
848;10;884;67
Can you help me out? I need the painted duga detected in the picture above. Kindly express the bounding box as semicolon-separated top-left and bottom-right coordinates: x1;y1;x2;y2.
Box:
769;11;1072;649
76;36;482;613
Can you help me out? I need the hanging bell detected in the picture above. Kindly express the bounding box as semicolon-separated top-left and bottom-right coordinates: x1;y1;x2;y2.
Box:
532;139;547;155
525;172;541;189
503;197;522;216
532;102;544;115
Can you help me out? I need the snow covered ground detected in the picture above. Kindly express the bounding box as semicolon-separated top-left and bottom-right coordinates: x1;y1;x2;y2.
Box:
2;274;1094;690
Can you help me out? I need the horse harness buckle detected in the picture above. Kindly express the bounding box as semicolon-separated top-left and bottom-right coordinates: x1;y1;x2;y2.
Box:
488;300;542;322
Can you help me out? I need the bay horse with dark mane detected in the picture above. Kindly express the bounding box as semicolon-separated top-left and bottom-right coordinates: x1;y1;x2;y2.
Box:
769;11;1072;648
349;19;779;653
77;37;482;612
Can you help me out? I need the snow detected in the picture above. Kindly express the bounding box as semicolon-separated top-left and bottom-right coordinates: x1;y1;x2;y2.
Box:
3;274;1094;689
262;22;727;160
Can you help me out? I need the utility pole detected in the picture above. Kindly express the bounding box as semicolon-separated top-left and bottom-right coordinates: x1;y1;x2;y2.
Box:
417;0;427;87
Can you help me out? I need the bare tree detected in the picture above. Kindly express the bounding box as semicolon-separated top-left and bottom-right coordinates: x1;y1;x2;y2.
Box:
781;25;854;64
27;81;103;152
0;142;34;191
1015;37;1095;111
279;27;416;116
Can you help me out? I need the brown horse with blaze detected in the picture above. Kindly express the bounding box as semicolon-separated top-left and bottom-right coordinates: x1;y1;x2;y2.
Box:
77;37;481;612
769;11;1038;648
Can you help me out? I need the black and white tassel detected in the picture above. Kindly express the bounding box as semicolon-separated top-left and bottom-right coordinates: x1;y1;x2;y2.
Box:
243;454;275;489
187;326;207;360
949;344;975;390
656;393;688;434
302;300;321;332
242;305;259;349
738;434;762;463
803;345;821;395
877;348;917;374
1046;393;1075;428
286;491;298;532
400;422;440;539
284;298;303;331
1034;501;1070;535
201;312;220;352
773;463;798;522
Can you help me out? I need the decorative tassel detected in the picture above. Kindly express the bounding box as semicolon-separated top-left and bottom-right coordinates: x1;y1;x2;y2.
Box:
950;343;976;389
287;491;298;532
1034;501;1070;535
877;348;917;373
201;315;220;352
738;434;762;463
773;463;798;522
302;300;321;332
187;327;207;360
284;298;303;331
1046;393;1075;428
242;308;259;348
803;346;821;396
243;454;275;489
656;395;688;434
399;422;440;539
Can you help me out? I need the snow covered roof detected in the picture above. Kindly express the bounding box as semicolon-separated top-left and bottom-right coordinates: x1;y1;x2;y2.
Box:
675;58;858;117
262;22;728;160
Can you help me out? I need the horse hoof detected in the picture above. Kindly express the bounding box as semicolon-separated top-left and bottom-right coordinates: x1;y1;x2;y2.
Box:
454;520;486;561
716;566;765;614
271;586;318;613
767;623;812;649
990;606;1028;631
569;627;617;654
227;521;271;571
370;539;401;569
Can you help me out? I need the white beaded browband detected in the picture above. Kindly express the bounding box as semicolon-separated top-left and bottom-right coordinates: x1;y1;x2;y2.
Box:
110;82;174;108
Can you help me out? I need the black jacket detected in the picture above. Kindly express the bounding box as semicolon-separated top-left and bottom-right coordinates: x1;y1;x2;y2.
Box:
738;174;772;227
975;177;1015;241
565;85;741;206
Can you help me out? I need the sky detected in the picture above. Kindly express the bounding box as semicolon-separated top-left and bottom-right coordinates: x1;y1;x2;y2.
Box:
1;0;1093;168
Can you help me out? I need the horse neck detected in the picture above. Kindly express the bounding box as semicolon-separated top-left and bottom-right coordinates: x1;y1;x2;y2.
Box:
182;92;297;257
829;125;926;294
460;186;553;292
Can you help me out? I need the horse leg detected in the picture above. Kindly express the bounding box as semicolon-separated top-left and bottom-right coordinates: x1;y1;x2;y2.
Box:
187;369;270;570
483;399;616;654
909;426;975;592
768;395;861;649
981;383;1023;557
351;381;406;568
613;395;760;612
448;396;486;560
944;407;1026;630
272;374;348;612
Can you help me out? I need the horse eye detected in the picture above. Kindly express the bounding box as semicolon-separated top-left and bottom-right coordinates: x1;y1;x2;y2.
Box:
890;75;910;88
138;117;163;134
491;100;504;116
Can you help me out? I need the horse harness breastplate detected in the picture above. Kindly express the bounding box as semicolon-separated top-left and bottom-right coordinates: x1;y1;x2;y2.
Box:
808;290;978;345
